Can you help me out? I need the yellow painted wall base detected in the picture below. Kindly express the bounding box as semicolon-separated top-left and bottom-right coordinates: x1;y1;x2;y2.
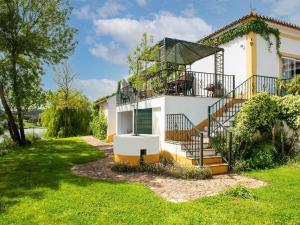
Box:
114;153;159;166
106;133;115;143
205;164;228;175
160;151;228;175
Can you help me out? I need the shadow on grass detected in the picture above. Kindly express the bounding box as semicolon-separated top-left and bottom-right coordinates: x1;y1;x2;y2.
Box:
0;137;107;213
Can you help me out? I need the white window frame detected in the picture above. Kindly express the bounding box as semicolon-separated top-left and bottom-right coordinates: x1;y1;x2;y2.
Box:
282;56;300;79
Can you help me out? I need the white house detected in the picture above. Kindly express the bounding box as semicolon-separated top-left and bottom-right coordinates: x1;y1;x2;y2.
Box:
96;95;116;143
110;13;300;175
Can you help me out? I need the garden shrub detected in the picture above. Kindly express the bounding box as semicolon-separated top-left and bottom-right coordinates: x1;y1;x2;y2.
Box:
111;162;139;172
224;184;256;200
277;95;300;130
232;93;300;171
159;154;175;166
0;135;16;157
288;153;300;168
0;135;15;149
232;160;248;173
234;93;279;142
90;103;107;140
177;166;212;179
232;143;276;171
111;160;212;180
246;143;276;170
286;74;300;95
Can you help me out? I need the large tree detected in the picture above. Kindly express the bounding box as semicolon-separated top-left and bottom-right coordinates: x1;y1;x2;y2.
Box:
0;0;77;145
53;61;76;137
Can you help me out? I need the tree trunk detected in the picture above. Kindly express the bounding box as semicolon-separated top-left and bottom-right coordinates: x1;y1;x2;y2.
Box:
11;54;27;145
7;121;16;142
16;105;26;144
0;82;22;145
64;107;67;137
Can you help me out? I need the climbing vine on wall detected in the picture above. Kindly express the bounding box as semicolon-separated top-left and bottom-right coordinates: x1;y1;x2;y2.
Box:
201;19;281;56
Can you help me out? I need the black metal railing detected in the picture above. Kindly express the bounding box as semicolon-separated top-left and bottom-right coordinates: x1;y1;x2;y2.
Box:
208;75;281;168
208;75;279;137
166;113;204;166
116;70;235;106
209;118;232;167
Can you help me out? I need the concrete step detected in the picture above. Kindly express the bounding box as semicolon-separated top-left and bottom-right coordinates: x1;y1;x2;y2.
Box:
220;112;236;118
190;136;210;142
204;163;228;175
203;156;223;165
221;120;234;127
181;142;210;149
186;148;215;158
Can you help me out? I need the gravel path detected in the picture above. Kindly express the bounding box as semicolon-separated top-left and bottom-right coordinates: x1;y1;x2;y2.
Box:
72;136;267;202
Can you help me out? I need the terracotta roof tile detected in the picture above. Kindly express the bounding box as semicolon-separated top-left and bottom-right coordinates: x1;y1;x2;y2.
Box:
199;12;300;43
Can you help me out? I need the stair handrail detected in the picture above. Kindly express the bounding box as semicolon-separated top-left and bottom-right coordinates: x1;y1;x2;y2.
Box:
209;116;233;167
208;75;281;169
208;75;279;136
166;113;204;166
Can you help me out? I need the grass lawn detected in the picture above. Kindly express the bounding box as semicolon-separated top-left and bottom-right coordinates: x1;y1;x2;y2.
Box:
0;137;300;225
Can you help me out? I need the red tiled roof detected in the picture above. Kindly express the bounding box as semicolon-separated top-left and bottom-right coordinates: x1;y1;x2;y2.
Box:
199;12;300;42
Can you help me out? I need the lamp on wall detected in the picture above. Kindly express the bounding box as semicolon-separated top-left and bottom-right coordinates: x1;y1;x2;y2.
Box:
250;38;254;46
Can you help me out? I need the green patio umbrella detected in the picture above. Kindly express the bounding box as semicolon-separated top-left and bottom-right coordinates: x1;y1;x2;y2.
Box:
140;37;223;65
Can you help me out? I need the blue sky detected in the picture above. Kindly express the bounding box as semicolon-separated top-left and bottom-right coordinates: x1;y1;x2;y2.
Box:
43;0;300;99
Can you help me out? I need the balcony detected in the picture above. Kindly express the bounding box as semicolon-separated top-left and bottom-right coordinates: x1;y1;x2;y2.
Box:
116;69;235;106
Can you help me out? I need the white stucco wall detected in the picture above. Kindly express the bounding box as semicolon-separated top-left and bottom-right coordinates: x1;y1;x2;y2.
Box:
280;36;300;56
192;36;247;86
256;34;279;77
117;111;133;135
116;95;220;148
256;23;300;78
164;96;219;126
117;96;166;147
221;36;247;85
114;134;159;156
269;23;300;56
191;55;214;73
106;95;116;136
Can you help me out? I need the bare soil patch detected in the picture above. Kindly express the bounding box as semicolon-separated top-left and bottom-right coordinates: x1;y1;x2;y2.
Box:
72;136;266;202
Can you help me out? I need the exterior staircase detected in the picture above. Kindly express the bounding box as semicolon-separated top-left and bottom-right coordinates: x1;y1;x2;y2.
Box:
166;75;281;175
166;114;229;175
207;75;280;169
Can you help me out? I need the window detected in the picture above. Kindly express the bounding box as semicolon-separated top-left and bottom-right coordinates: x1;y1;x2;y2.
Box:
282;57;300;79
134;108;152;134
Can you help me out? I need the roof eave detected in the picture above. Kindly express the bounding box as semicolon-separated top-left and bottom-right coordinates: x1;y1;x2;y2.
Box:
198;12;300;43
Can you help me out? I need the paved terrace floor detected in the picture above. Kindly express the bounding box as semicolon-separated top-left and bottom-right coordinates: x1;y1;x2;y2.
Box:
72;136;266;202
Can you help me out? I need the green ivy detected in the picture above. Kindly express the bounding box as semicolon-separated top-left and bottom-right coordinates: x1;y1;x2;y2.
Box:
201;19;281;56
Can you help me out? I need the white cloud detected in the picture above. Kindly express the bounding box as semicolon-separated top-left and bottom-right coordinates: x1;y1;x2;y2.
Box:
267;0;300;23
181;4;196;17
73;78;117;100
93;11;213;50
89;42;127;64
73;5;94;20
136;0;146;7
97;0;125;18
73;0;125;20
